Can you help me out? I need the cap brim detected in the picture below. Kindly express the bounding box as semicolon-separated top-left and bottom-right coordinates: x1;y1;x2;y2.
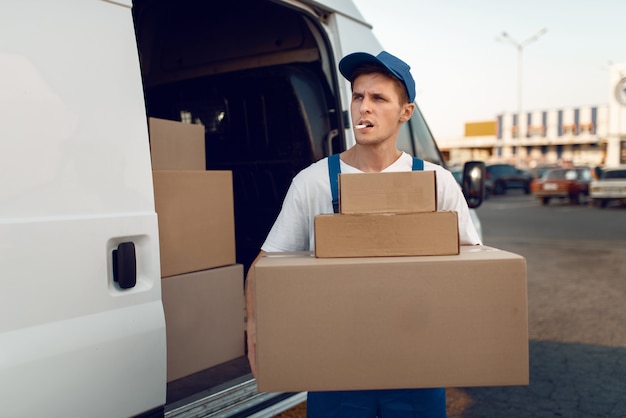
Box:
338;52;384;82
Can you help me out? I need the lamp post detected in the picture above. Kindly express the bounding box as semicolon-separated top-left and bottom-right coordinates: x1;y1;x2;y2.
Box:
496;28;548;139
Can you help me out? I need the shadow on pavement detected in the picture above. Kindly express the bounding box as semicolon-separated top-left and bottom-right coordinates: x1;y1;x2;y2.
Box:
446;340;626;417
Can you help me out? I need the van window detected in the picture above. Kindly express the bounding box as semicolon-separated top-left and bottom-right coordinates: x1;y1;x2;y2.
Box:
407;104;445;166
396;122;414;156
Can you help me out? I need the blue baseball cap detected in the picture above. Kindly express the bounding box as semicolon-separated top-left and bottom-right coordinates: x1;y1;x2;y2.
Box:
339;51;416;103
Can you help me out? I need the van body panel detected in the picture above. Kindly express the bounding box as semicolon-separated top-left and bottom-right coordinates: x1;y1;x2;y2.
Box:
1;301;165;418
1;215;161;330
101;0;132;7
1;1;165;416
297;0;369;24
0;1;155;218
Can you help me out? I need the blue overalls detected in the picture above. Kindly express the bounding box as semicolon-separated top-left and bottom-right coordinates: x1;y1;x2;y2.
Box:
307;154;447;418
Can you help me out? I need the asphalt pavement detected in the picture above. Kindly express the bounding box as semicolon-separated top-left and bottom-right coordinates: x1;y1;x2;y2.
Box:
445;194;626;418
446;242;626;417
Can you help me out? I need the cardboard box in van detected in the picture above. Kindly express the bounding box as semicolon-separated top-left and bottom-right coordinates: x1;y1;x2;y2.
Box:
253;246;528;392
339;171;437;214
314;211;459;257
153;170;235;277
162;264;245;382
149;117;206;170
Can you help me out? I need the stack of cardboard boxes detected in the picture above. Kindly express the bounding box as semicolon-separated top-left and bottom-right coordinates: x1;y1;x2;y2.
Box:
315;170;458;257
253;169;528;392
150;117;245;383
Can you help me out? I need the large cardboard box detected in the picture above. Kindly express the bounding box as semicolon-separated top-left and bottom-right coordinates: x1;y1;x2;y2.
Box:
339;171;436;214
314;211;459;257
253;246;528;392
149;117;206;170
162;264;245;382
153;170;235;277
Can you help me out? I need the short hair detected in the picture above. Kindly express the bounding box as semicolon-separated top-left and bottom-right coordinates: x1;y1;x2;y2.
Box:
349;63;410;104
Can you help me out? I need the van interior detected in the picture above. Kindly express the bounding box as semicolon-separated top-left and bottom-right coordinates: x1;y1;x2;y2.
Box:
132;0;344;402
134;0;344;275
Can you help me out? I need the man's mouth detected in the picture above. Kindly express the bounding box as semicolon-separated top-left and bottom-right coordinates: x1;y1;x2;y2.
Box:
355;122;373;129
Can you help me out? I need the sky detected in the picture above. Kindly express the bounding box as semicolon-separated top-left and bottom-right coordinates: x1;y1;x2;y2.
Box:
353;0;626;140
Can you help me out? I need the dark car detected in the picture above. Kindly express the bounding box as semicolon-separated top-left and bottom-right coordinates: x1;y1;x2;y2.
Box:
485;163;533;196
530;167;592;205
449;165;463;185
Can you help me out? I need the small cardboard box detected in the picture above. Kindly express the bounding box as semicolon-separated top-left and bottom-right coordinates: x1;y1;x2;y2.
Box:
153;170;235;277
149;117;206;170
162;264;245;382
314;211;459;258
339;171;436;214
254;246;528;392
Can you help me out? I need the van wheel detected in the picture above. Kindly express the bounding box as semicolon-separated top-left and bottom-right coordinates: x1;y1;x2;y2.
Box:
541;197;550;205
569;193;580;205
494;181;505;195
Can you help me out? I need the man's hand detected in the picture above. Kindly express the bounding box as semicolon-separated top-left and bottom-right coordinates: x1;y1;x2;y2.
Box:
246;318;257;377
245;251;264;378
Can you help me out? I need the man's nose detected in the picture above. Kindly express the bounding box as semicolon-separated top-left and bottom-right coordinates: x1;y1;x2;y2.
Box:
359;96;372;113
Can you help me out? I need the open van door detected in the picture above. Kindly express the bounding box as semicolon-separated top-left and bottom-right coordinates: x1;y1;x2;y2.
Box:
0;2;166;417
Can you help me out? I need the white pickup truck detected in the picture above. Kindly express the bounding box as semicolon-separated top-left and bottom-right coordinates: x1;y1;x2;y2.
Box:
0;1;483;417
590;165;626;207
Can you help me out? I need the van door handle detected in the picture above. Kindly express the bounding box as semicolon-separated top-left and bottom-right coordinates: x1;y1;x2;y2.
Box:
113;242;137;289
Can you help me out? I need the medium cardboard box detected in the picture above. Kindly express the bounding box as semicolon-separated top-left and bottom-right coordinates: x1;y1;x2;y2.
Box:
149;117;206;170
253;246;528;392
314;211;459;258
153;170;235;277
162;264;245;382
339;171;436;214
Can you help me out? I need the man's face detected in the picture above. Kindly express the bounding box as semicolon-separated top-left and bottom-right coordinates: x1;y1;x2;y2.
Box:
351;73;414;147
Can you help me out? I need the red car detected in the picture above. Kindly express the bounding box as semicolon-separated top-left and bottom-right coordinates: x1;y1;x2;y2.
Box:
530;167;592;205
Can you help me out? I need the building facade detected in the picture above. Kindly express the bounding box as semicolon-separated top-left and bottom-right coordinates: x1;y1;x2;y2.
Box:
441;63;626;171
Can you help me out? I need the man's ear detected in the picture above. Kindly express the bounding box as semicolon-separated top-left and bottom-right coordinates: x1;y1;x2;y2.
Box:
399;103;415;123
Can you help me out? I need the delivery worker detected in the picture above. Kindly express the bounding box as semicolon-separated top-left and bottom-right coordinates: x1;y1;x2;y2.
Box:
245;50;482;418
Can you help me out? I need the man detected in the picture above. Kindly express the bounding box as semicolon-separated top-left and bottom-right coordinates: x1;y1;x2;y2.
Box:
245;51;481;418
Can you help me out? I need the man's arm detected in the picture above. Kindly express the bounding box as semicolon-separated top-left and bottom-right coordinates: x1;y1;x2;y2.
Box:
245;250;265;377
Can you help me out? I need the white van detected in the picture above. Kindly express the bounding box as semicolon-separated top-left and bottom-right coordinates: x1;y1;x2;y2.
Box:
0;1;483;417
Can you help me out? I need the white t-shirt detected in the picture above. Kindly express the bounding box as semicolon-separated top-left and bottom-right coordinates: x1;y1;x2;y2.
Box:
262;152;482;252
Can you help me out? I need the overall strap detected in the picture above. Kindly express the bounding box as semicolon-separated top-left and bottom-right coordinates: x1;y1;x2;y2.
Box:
328;154;341;213
412;157;424;171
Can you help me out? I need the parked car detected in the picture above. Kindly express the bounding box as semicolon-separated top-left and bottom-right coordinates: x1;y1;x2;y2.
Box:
449;165;463;185
530;167;592;205
485;163;533;196
444;165;484;241
528;163;561;179
590;165;626;207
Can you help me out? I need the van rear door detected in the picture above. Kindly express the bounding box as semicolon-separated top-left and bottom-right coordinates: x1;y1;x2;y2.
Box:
0;1;165;417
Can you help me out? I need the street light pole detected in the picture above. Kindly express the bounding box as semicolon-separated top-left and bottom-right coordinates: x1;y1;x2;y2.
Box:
497;28;548;137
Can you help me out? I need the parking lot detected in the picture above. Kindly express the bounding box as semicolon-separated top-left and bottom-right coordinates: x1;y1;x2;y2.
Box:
446;192;626;417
